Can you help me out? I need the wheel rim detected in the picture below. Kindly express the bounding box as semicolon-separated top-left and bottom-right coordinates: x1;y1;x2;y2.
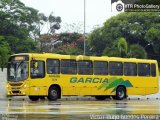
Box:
118;89;124;98
50;89;57;98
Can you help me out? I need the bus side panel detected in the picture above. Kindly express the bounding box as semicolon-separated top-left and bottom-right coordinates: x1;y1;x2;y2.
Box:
29;86;47;96
125;76;158;95
62;87;75;95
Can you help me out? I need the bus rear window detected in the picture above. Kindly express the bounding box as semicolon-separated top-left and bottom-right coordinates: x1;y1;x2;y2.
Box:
151;64;156;77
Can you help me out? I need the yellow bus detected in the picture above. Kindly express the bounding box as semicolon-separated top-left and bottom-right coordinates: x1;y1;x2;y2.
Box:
6;53;159;101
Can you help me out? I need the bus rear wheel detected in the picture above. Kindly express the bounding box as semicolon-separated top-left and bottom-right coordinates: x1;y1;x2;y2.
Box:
47;86;59;101
28;96;39;101
112;86;126;100
95;95;110;100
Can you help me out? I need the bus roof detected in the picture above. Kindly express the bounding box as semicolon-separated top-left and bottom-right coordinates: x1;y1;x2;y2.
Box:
11;53;157;63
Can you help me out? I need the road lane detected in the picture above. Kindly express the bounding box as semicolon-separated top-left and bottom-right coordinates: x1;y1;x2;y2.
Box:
0;98;160;120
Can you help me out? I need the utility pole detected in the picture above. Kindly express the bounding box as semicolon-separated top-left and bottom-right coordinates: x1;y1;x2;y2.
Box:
83;0;86;55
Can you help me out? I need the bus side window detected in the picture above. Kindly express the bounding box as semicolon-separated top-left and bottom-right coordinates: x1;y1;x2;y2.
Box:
109;62;123;76
94;61;108;75
61;60;77;74
47;59;60;74
151;64;156;77
124;62;137;76
78;61;93;75
31;60;45;78
138;63;150;76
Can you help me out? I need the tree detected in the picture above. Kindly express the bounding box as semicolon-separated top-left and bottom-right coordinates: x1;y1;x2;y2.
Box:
38;34;61;52
35;12;62;52
88;12;160;60
0;36;10;70
0;0;63;70
0;0;39;38
88;28;108;55
36;12;61;36
61;23;83;33
0;0;38;54
102;38;127;57
117;37;128;57
48;13;61;34
145;27;160;54
103;38;147;59
53;43;83;55
37;32;84;54
53;33;84;55
129;44;147;59
135;0;160;5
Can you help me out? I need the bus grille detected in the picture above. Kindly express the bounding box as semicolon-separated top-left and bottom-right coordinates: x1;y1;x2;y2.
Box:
12;90;21;94
9;83;23;86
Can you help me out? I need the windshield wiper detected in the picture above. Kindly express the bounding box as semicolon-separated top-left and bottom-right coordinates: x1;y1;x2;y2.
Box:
15;61;24;81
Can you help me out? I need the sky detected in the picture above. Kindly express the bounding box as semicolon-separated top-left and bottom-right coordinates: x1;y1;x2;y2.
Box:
20;0;118;33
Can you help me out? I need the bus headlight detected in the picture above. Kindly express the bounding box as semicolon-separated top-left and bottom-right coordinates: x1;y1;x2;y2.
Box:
6;84;9;88
23;84;27;88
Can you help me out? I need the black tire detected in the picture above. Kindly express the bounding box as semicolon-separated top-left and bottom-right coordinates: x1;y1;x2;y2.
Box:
112;96;117;100
113;86;126;100
28;96;39;101
39;96;45;100
95;95;110;100
47;86;59;101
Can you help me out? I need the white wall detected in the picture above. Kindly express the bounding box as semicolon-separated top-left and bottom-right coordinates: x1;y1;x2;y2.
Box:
0;68;7;99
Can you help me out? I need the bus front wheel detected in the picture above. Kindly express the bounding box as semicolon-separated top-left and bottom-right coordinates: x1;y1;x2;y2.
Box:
112;86;126;100
28;96;39;101
47;86;59;101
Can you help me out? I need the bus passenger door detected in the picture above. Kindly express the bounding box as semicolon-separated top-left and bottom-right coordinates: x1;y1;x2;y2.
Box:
29;60;47;96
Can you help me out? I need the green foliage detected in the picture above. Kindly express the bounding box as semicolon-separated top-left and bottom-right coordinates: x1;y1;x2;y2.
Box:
0;0;38;54
129;44;147;59
145;27;160;54
88;28;107;55
89;12;160;60
135;0;160;4
48;32;84;55
103;38;147;59
59;33;82;44
0;0;48;69
54;47;83;55
0;36;10;70
4;36;36;53
0;0;63;70
117;37;128;57
0;0;39;38
103;47;120;57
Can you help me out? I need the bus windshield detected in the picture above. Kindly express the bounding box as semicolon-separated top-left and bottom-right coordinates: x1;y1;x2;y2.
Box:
7;61;29;81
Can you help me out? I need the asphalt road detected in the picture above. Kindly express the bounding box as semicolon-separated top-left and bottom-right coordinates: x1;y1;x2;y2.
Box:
1;97;160;120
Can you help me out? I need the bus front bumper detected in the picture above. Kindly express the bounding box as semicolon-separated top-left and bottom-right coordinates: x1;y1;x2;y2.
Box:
6;87;29;96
